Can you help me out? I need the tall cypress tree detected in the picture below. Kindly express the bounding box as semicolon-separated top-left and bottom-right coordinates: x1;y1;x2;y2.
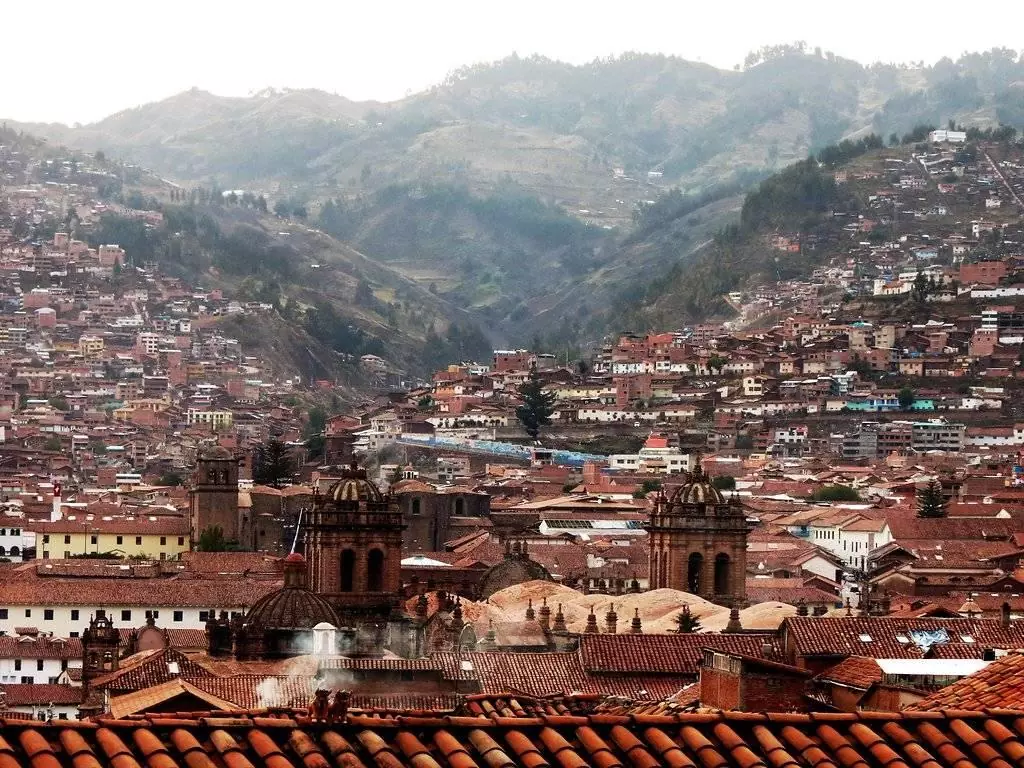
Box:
515;368;556;441
916;479;948;518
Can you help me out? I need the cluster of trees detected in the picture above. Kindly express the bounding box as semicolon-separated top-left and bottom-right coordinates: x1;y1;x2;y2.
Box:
816;134;884;167
810;485;860;502
917;479;949;518
302;300;385;358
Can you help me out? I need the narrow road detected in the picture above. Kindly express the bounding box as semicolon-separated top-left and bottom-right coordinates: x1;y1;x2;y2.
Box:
982;149;1024;208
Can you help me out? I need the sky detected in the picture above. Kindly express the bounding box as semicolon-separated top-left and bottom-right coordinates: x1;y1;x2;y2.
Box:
5;0;1024;124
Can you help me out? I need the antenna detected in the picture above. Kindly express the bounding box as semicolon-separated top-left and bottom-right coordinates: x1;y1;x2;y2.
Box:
290;507;304;554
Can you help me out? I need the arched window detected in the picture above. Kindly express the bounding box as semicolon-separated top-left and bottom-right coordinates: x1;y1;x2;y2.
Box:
0;546;6;556
411;498;421;516
714;553;731;595
454;497;465;516
687;552;703;594
339;549;355;592
9;546;18;557
367;549;385;592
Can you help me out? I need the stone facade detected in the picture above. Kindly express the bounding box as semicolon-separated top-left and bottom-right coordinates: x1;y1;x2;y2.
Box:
647;464;752;606
189;446;241;544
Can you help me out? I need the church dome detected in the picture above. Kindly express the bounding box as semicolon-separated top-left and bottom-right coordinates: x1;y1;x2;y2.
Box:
244;583;339;630
243;554;340;629
326;464;385;503
669;464;726;505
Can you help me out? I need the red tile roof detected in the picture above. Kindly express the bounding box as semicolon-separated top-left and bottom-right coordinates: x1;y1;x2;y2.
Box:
0;683;82;706
785;616;1024;659
578;633;776;675
815;656;883;689
1;709;1024;767
908;652;1024;710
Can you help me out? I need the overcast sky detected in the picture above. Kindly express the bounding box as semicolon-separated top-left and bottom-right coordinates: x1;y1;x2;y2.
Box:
6;0;1024;124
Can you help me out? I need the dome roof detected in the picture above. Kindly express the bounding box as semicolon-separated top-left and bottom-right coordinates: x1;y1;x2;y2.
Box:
325;463;385;503
669;464;726;506
244;585;339;630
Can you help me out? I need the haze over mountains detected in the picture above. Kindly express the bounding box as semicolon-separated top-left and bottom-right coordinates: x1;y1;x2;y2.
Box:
8;47;1024;356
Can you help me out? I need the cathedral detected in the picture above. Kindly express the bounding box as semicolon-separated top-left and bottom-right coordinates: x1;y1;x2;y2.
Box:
647;462;753;606
206;461;421;659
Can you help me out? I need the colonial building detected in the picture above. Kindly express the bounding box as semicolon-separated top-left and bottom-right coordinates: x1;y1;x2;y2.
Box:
647;463;753;606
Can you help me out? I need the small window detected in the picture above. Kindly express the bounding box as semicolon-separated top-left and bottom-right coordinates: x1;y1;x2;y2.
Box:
121;609;131;622
858;633;872;642
14;660;21;670
173;611;183;622
0;609;7;620
160;536;166;545
177;537;184;546
896;634;909;643
135;537;142;545
37;659;44;671
42;535;49;544
199;611;210;622
24;609;31;618
44;609;53;621
70;609;79;621
116;536;123;545
961;635;975;643
90;535;97;545
63;535;71;544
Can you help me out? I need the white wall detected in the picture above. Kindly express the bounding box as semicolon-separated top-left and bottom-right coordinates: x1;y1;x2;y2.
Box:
0;605;232;638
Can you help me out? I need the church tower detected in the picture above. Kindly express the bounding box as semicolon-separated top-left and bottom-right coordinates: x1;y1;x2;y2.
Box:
189;445;241;545
305;462;405;613
647;463;752;606
82;611;120;683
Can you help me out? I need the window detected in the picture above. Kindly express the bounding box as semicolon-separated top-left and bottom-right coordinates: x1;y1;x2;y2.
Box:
90;535;97;545
20;676;31;684
14;660;21;671
24;609;31;618
42;535;49;544
37;660;44;671
44;609;53;621
70;632;79;638
70;610;79;621
858;634;873;642
173;611;183;622
0;609;7;620
64;552;70;559
146;610;159;620
178;537;185;546
11;529;18;536
116;536;123;545
121;610;131;622
160;536;166;545
135;537;142;545
64;535;71;544
49;676;59;684
43;551;49;559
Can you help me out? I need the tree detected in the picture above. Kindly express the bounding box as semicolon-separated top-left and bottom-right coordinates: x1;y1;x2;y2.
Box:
253;438;294;488
712;475;736;491
912;272;930;305
898;386;916;411
916;479;948;518
674;604;702;633
811;485;860;502
158;471;183;487
707;354;727;374
515;368;556;441
198;526;228;552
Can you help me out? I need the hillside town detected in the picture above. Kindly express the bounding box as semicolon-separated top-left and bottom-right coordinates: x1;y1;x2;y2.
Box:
8;119;1024;766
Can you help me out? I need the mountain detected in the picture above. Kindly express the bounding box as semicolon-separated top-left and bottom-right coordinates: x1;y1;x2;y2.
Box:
9;48;1024;351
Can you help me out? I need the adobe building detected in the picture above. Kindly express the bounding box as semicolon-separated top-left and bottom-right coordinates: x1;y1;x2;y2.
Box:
647;462;753;606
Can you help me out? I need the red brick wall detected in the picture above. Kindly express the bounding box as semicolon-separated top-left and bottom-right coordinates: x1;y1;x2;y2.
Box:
699;666;741;710
960;261;1007;285
741;670;807;712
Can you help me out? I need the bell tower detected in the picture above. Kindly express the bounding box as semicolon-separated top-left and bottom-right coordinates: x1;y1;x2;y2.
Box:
647;463;752;606
82;611;120;683
306;462;405;613
190;445;240;545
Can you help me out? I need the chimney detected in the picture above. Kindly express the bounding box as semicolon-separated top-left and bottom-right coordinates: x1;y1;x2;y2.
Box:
585;607;599;634
525;599;535;622
1002;601;1011;630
